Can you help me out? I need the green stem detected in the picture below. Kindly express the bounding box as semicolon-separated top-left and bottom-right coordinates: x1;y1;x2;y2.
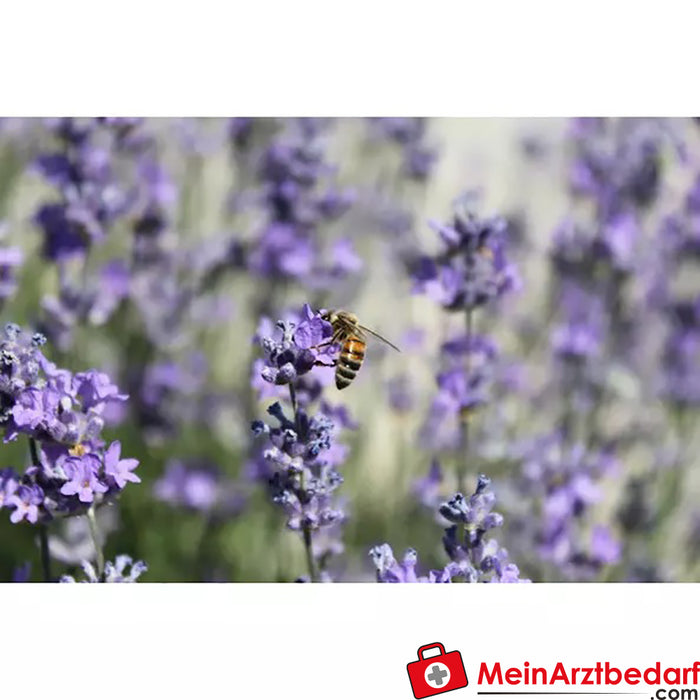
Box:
289;384;317;582
289;383;299;431
302;527;317;583
457;308;474;496
28;437;41;467
28;439;52;582
38;524;52;582
86;505;105;581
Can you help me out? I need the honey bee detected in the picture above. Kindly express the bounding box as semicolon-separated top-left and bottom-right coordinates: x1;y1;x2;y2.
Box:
319;310;400;390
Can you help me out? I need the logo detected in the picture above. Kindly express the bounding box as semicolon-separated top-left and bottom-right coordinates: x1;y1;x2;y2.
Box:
407;642;468;698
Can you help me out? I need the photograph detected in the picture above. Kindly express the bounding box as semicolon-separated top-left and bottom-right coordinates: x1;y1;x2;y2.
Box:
0;116;697;583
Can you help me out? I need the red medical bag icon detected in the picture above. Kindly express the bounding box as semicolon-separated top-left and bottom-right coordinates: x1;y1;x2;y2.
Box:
407;642;468;698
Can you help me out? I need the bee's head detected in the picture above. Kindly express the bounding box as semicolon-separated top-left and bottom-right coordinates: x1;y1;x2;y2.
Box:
320;309;337;323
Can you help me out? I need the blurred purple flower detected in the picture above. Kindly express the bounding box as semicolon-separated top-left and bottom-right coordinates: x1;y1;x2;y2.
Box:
516;434;619;578
568;118;673;217
33;120;133;262
386;374;415;414
591;525;622;565
420;335;498;451
412;459;443;509
412;209;519;311
0;223;23;302
0;468;19;510
12;562;31;582
154;460;220;512
367;118;438;182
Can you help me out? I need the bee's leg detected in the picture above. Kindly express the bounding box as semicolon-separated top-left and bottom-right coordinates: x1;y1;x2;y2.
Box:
309;339;338;351
314;359;337;368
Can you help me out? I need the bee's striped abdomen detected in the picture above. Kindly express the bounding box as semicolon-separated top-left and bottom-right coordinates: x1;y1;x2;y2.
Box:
336;336;366;389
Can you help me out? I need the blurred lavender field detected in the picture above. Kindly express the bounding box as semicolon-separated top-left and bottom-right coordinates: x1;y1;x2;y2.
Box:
0;117;697;583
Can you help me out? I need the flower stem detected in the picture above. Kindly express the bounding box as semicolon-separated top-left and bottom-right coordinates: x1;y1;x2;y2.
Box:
289;383;299;431
38;524;52;582
302;526;318;583
28;438;52;582
86;505;105;581
457;307;474;495
288;383;317;582
28;437;41;465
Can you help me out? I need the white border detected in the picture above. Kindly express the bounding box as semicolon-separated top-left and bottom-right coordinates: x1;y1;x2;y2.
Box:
0;1;697;115
3;584;698;699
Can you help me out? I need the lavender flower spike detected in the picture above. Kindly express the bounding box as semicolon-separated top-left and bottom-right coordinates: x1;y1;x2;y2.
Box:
60;555;147;583
257;304;333;387
369;544;452;583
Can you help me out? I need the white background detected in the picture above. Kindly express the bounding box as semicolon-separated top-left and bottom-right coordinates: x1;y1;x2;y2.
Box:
4;585;698;700
0;0;696;116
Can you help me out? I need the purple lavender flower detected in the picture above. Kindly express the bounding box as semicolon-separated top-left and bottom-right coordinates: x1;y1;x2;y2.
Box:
0;324;46;402
420;335;498;451
136;354;209;440
251;312;337;406
33;119;132;262
12;562;31;582
0;467;19;510
649;191;700;408
515;433;620;578
154;459;246;516
385;373;415;414
253;402;345;533
568;118;671;217
550;321;602;362
412;460;444;510
293;303;333;350
9;484;44;524
591;525;622;565
246;122;358;290
154;460;219;511
660;328;700;407
549;281;606;365
369;544;453;583
0;223;23;303
247;224;311;280
439;476;503;530
366;118;438;182
438;477;529;583
103;441;140;489
87;260;131;325
9;387;49;433
257;305;333;388
74;370;128;411
412;209;519;311
60;455;109;503
372;476;529;583
0;324;138;521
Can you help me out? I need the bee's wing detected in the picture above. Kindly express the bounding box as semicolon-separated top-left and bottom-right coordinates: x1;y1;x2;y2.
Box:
357;324;401;352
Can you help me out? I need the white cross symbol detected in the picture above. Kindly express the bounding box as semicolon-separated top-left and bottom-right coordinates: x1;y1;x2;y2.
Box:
425;662;451;688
